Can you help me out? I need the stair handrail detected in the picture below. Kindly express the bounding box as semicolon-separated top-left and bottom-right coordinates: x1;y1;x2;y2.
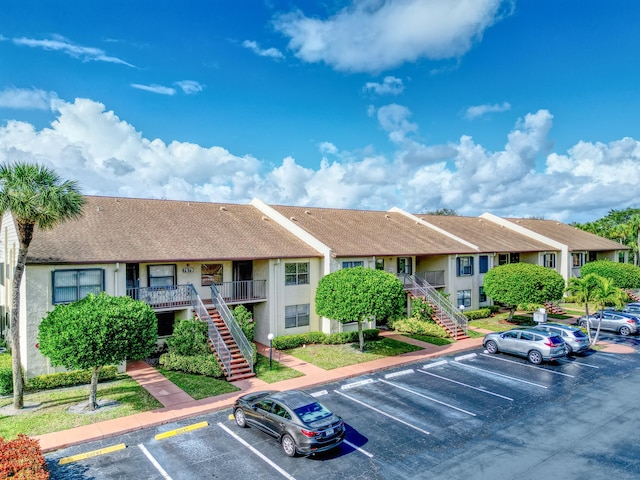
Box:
186;284;232;374
402;274;468;338
210;284;254;374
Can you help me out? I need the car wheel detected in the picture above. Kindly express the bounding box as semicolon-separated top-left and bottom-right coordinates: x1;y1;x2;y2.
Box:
485;340;498;354
528;350;543;365
619;326;631;336
234;408;247;428
281;434;297;457
564;343;573;355
579;320;589;329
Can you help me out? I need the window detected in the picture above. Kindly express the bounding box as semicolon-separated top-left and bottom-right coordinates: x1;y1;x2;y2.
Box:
510;252;520;263
375;259;384;271
397;257;412;275
52;268;104;304
456;257;474;276
201;264;223;286
457;289;471;308
543;253;556;268
285;262;309;285
285;304;310;328
156;311;176;337
479;255;489;274
572;253;585;267
148;264;176;287
520;331;534;341
479;286;487;303
498;254;509;265
342;261;364;269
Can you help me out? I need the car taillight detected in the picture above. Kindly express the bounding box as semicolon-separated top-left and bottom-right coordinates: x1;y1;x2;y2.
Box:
300;428;319;438
544;339;558;347
627;319;635;325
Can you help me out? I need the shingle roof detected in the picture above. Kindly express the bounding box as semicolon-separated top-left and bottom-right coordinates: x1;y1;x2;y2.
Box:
271;205;477;257
504;218;628;251
27;196;322;264
415;214;557;253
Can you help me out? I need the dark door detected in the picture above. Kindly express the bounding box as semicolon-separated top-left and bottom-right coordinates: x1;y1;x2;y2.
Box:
126;264;139;299
233;261;253;300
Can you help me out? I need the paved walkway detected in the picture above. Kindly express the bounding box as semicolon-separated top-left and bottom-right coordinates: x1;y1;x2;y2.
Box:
34;328;632;453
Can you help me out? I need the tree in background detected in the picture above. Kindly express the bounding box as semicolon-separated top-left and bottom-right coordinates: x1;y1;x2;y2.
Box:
482;263;565;321
0;162;84;409
566;273;602;345
425;208;458;216
574;208;640;265
580;260;640;289
38;293;157;411
315;267;405;352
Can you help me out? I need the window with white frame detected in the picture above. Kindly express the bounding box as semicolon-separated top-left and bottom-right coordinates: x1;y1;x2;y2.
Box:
456;256;474;276
285;262;309;285
148;264;176;287
498;253;509;265
375;259;384;271
285;304;310;328
457;289;472;308
342;261;364;269
52;269;104;304
572;253;585;268
543;253;556;269
201;264;223;286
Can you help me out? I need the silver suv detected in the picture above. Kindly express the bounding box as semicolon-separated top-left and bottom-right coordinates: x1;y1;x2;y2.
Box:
530;323;590;354
483;327;567;364
578;310;640;336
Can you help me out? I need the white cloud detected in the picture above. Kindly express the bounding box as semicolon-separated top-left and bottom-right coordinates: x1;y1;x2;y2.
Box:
0;96;638;222
465;101;511;119
274;0;511;73
131;84;176;95
242;40;285;59
0;87;57;110
11;34;134;67
363;76;405;96
175;80;204;95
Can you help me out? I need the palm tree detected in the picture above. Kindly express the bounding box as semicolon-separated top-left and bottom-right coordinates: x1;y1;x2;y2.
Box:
0;163;84;409
566;273;600;345
590;276;626;344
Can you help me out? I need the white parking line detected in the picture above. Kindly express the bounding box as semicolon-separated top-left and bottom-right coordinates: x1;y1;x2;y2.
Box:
379;379;476;416
453;362;548;388
138;444;172;480
417;369;513;401
479;353;575;377
334;390;431;436
565;359;599;369
343;440;374;458
218;423;296;480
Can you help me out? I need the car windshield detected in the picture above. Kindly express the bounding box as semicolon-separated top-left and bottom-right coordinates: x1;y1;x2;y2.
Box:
294;402;332;424
572;330;587;338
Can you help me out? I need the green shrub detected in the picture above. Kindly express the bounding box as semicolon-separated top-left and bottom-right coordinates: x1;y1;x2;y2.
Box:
271;329;380;350
232;305;255;341
0;356;12;395
167;319;210;356
0;434;49;480
581;260;640;289
25;366;118;391
463;308;493;320
410;297;433;321
159;352;224;377
391;318;449;338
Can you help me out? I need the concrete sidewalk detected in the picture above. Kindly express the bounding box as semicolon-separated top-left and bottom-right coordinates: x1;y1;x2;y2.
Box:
34;332;485;452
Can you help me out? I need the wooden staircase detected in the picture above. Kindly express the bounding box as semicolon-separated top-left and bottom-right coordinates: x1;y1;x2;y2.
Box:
543;302;566;315
624;289;640;302
428;302;469;340
196;305;255;381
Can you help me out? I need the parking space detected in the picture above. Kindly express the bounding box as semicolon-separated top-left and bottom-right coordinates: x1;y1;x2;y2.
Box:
47;342;640;479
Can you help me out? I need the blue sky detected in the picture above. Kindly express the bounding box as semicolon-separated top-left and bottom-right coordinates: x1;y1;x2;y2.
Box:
1;0;639;223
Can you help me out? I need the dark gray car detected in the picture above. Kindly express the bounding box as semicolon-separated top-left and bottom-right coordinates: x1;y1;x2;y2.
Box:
483;327;567;364
233;389;345;457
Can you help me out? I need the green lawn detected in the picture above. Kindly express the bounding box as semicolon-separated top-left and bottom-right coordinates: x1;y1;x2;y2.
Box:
284;338;422;370
406;334;454;345
155;367;240;400
254;354;305;383
0;376;162;440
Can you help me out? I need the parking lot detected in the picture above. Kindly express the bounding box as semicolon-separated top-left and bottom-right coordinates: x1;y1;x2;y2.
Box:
47;333;640;479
